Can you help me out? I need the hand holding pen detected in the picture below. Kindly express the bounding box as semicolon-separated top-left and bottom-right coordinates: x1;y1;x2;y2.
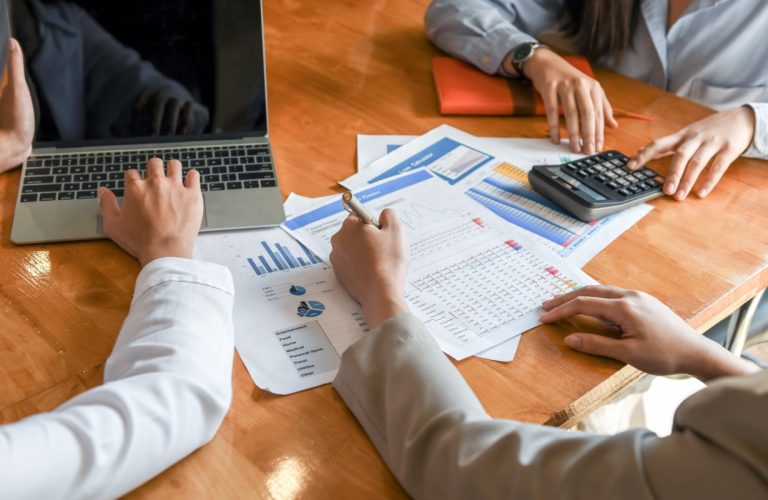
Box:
341;192;381;229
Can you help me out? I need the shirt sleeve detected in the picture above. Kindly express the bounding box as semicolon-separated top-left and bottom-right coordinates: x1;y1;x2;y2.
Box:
744;102;768;159
0;257;235;500
333;314;768;500
424;0;564;74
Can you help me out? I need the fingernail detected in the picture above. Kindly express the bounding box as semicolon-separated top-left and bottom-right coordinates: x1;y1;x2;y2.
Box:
675;189;687;201
564;335;582;349
626;160;636;170
596;141;603;151
664;182;676;195
697;185;710;197
97;188;104;199
540;310;551;321
585;143;594;154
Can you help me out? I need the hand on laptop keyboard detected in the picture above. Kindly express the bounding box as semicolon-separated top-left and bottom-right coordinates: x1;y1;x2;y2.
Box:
99;158;203;267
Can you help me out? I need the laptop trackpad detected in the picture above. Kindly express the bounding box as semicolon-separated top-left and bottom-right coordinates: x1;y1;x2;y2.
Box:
203;189;285;229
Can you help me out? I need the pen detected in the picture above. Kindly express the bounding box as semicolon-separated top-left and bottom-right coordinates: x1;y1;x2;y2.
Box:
341;191;381;229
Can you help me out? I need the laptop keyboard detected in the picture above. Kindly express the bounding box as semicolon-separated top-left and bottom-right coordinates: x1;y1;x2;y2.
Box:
19;144;277;203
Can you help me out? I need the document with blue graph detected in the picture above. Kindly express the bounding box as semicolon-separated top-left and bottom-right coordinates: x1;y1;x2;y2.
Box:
283;169;597;360
195;227;369;394
343;125;652;267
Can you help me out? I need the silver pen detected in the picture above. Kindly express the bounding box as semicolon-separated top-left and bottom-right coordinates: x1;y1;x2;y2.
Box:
341;191;381;229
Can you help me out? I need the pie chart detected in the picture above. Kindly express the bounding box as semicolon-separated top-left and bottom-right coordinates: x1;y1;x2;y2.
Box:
297;300;325;318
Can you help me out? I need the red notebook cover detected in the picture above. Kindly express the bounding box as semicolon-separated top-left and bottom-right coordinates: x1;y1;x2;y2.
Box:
432;55;594;116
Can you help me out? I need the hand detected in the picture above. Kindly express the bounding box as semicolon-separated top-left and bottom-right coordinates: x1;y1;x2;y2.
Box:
540;286;757;382
126;92;203;136
329;209;411;329
99;158;203;267
0;39;35;173
520;48;618;154
627;107;756;200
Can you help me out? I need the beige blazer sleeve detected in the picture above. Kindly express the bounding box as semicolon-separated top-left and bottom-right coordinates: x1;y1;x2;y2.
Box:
333;314;768;500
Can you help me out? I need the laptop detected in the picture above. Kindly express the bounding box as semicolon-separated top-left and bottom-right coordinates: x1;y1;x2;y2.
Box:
11;0;285;244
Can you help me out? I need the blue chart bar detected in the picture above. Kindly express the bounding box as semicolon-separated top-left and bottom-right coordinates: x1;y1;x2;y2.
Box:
247;258;263;276
300;242;319;264
259;255;274;273
466;189;574;246
247;240;321;276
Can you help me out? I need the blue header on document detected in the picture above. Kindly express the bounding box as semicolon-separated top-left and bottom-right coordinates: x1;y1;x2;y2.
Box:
368;137;493;185
284;169;434;230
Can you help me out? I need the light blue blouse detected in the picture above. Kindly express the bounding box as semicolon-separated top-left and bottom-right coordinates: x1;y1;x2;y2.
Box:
425;0;768;158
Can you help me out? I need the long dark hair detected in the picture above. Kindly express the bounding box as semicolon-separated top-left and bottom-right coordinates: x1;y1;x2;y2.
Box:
562;0;641;61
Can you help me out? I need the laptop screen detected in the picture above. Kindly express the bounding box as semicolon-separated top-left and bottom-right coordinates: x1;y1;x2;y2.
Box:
15;0;267;147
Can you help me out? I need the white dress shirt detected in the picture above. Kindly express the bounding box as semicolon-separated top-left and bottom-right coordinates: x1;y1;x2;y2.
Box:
0;258;235;499
334;314;768;499
425;0;768;158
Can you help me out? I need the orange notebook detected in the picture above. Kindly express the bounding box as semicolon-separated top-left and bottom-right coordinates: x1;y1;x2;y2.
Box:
432;56;652;120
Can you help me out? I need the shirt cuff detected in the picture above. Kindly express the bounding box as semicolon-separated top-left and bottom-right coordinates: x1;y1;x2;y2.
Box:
743;103;768;159
477;29;537;76
133;257;234;303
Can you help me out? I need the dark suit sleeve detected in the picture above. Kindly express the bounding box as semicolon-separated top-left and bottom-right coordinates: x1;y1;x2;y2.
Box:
333;314;768;500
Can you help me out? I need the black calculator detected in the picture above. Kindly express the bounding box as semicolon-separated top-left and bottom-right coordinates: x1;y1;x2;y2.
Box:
528;150;665;222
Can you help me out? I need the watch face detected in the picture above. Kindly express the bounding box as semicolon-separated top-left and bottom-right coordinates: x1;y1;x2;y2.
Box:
513;43;534;62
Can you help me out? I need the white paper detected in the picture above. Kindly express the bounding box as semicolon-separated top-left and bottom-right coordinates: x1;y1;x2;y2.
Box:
283;169;596;360
195;228;368;394
346;125;652;267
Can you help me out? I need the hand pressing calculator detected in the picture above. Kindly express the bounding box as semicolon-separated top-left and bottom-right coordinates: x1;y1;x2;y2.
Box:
528;150;665;222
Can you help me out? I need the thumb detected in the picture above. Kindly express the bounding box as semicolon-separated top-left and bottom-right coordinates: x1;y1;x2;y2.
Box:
98;187;121;225
565;333;627;362
6;39;27;95
379;208;400;230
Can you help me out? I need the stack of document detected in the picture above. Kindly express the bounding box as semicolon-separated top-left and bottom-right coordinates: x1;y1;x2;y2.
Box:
195;125;652;394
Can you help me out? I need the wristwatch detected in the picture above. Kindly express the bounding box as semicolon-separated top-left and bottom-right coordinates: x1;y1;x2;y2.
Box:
511;41;547;79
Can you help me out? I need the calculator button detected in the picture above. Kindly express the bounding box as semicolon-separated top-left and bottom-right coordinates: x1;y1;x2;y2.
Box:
617;178;630;186
596;174;608;182
574;160;587;168
628;185;641;194
637;182;650;190
583;158;596;165
593;164;606;172
577;170;589;178
565;163;578;171
618;188;631;196
585;167;596;175
611;159;625;167
604;171;617;179
624;174;639;182
607;181;619;189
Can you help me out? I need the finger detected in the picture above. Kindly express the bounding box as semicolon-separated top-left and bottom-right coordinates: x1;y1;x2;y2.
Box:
675;143;720;200
146;157;165;178
559;87;581;153
185;168;201;190
542;85;560;144
564;333;629;361
696;149;740;197
179;102;195;135
163;98;180;135
379;208;401;231
626;134;680;171
125;168;141;185
592;87;604;151
603;95;618;129
151;94;168;135
542;285;627;310
540;296;623;324
98;187;121;222
575;83;596;154
167;159;183;183
665;139;701;199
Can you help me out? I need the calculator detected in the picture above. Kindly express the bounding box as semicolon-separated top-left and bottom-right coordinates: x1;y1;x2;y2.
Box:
528;150;665;222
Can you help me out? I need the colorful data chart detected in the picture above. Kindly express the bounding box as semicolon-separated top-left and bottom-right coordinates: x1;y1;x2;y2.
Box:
465;162;596;248
247;239;322;276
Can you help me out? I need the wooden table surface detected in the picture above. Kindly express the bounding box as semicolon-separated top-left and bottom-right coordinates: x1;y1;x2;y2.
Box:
2;0;768;497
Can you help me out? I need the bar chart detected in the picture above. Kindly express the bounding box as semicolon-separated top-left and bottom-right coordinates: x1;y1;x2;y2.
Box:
246;239;322;276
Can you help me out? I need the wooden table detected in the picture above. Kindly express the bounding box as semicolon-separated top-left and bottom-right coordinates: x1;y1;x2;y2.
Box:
2;0;767;497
